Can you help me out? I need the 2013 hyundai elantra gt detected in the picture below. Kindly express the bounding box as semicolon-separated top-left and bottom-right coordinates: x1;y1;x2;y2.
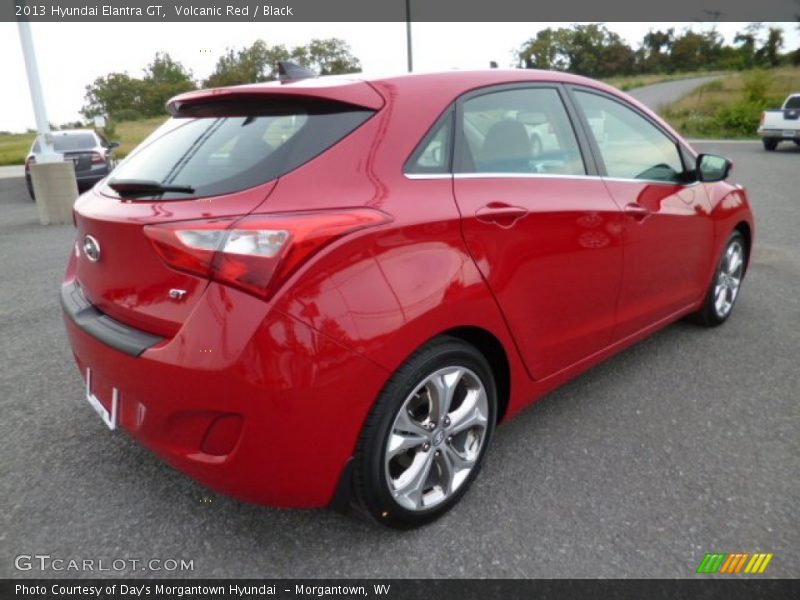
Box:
62;68;754;528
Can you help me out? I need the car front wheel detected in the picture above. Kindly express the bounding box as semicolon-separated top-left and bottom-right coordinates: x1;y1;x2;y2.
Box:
691;231;747;327
353;336;496;529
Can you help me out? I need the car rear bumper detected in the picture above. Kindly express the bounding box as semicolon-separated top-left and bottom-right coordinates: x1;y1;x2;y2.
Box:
61;273;389;508
75;167;109;187
758;128;800;140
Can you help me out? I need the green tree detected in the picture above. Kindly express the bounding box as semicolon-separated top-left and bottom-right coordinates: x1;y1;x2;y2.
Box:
204;40;291;87
669;29;724;72
81;53;196;121
516;28;571;70
289;38;362;76
140;52;196;117
755;27;784;67
81;72;145;121
204;38;361;87
516;25;634;77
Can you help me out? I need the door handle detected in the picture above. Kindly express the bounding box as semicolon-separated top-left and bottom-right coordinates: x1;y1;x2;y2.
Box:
475;202;529;228
624;202;650;221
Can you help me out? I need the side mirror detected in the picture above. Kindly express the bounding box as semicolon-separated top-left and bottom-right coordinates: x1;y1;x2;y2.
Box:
697;153;732;182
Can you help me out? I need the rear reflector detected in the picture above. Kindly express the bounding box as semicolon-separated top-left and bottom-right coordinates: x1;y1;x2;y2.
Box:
144;209;390;300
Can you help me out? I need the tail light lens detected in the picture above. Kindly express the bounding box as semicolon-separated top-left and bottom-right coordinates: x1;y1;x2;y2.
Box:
759;112;765;126
144;209;390;300
90;152;105;165
25;157;36;172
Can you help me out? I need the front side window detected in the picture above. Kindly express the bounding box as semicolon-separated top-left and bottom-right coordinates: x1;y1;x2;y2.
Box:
107;99;373;199
457;87;586;176
574;90;685;183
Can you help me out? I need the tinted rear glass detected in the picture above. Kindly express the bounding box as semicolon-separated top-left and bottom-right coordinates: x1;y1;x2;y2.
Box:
107;99;374;199
33;133;97;153
785;96;800;109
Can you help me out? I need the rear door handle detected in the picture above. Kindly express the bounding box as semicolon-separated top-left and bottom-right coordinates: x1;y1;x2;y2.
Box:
475;202;529;228
624;202;650;220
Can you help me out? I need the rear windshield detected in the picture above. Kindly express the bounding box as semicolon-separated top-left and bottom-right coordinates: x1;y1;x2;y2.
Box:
785;96;800;109
34;133;97;153
106;99;374;199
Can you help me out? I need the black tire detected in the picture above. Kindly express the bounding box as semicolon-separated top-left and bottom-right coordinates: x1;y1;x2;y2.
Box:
353;336;497;529
794;140;800;147
25;177;35;201
690;231;747;327
763;138;778;151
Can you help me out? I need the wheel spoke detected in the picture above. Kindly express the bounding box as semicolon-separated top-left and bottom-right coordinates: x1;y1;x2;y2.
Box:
727;247;742;275
427;367;464;423
449;388;488;435
393;406;430;437
392;450;435;510
387;430;426;459
714;283;727;314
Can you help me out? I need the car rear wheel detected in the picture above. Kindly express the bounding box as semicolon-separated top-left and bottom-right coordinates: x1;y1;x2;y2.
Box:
353;336;496;529
690;231;746;327
763;139;778;151
25;177;35;201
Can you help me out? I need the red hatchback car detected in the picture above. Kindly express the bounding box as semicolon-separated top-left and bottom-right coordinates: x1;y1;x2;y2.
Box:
62;68;754;528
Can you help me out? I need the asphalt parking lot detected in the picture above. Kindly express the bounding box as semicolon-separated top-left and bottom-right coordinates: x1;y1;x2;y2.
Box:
1;141;798;579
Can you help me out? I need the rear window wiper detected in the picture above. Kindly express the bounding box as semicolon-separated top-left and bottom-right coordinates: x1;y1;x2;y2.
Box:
108;179;195;196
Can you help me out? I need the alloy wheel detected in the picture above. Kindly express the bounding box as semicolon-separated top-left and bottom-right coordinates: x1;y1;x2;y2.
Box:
713;239;744;318
383;366;489;512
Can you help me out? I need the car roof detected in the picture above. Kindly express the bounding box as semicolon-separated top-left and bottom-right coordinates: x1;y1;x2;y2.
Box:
170;69;618;113
167;68;684;144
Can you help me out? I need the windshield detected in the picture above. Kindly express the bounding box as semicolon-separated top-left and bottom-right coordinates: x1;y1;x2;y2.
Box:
107;100;374;200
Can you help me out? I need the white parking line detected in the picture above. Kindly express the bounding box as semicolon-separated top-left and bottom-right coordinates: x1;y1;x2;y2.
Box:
0;165;24;179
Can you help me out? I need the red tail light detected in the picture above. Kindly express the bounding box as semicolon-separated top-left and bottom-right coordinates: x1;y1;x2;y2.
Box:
90;152;105;165
25;156;36;172
144;209;390;300
759;112;765;126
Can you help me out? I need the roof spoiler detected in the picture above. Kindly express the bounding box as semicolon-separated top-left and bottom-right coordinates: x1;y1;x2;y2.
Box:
278;61;317;84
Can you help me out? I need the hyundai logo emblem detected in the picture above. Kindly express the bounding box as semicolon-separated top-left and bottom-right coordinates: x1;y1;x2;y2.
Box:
83;235;101;262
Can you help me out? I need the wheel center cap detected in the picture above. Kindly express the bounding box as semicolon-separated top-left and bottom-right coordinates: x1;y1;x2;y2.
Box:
432;430;445;446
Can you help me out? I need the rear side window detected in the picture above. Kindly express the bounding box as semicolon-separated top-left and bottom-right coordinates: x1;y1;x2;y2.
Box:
108;99;374;199
457;87;586;176
405;111;453;175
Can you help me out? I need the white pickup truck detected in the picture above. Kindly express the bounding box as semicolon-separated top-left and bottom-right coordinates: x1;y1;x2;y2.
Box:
758;93;800;151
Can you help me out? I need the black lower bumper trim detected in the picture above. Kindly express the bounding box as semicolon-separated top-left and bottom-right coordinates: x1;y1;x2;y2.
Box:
61;281;165;357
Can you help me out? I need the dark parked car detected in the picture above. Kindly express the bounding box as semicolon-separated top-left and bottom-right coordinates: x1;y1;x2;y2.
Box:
25;129;118;199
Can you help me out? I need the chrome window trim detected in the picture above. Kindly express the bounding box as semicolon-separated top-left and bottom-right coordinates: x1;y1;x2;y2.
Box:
404;171;700;187
403;172;453;180
453;172;597;181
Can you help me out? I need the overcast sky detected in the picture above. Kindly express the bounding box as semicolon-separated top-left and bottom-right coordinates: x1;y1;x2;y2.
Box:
1;21;798;133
